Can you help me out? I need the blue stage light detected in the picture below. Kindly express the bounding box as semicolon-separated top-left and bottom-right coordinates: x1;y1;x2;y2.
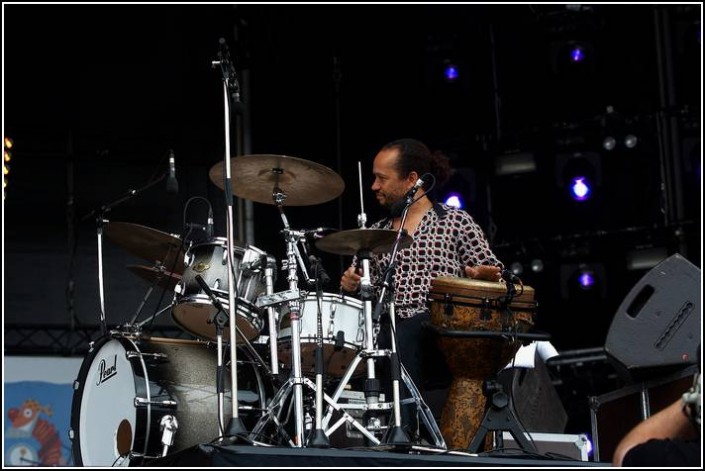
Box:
578;269;595;289
444;63;459;82
570;45;585;63
569;176;592;201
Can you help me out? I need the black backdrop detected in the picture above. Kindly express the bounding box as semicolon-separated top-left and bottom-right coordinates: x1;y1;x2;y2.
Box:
4;4;701;353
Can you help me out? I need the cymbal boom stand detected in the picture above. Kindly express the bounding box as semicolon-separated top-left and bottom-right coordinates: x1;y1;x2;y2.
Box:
81;172;171;335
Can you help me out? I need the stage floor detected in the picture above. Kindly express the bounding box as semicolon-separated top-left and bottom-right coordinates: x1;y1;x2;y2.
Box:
145;443;610;467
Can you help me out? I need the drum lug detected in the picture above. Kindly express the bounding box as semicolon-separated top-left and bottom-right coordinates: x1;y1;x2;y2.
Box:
134;397;178;408
443;293;453;316
480;297;492;320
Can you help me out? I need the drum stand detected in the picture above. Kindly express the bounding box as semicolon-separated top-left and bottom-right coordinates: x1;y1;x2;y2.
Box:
467;379;535;453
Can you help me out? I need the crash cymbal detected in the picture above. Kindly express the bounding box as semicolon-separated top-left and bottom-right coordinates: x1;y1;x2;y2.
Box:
126;265;182;291
105;222;186;274
315;228;413;256
209;154;345;206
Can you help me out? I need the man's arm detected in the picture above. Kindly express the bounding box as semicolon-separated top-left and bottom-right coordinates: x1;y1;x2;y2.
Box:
612;396;698;466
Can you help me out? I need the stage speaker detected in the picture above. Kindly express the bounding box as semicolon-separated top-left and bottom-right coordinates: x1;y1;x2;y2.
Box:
605;253;700;380
498;356;568;434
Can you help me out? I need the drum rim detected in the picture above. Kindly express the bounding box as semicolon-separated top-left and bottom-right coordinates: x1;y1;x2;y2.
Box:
71;334;150;466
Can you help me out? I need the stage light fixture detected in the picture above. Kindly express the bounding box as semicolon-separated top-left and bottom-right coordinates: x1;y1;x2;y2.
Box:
494;152;536;177
509;261;524;276
569;176;592;202
602;136;616;151
623;134;638;149
578;269;596;290
626;246;668;271
530;259;545;273
444;62;459;82
556;152;601;202
3;136;12;200
560;262;607;300
570;45;586;63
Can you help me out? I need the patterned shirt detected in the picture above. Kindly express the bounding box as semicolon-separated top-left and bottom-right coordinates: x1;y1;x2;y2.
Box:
367;203;502;319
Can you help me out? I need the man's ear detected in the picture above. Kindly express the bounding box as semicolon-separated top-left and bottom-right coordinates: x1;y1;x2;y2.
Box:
407;170;420;185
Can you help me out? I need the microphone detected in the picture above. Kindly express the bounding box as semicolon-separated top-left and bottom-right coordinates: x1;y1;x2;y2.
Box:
501;269;521;284
166;149;178;194
185;222;206;231
194;274;225;311
218;38;243;113
389;176;427;217
206;208;214;239
404;176;426;202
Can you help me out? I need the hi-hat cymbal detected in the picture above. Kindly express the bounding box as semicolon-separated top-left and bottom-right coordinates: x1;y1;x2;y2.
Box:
209;154;345;206
127;265;182;291
105;222;186;274
315;228;413;256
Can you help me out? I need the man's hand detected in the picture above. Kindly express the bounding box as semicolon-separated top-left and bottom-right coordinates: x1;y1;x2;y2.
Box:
340;265;362;293
464;265;502;282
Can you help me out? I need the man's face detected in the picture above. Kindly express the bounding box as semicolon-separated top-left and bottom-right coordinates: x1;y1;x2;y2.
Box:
371;149;415;210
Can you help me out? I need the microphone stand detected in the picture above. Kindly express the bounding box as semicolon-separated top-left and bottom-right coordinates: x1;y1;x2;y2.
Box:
80;172;169;335
211;39;246;440
307;254;331;448
373;195;416;446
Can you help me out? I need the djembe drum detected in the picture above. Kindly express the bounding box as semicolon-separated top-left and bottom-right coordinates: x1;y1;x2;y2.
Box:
429;276;536;450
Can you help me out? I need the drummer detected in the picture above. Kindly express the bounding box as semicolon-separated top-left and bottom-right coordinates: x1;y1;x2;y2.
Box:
340;138;503;393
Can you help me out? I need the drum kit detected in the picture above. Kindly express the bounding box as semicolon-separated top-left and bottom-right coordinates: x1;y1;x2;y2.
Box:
70;152;539;466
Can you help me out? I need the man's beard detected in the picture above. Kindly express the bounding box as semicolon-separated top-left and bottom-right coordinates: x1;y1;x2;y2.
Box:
388;198;406;217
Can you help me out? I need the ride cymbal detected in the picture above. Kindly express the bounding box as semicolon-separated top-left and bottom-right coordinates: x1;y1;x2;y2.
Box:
209;154;345;206
315;228;412;256
105;222;186;274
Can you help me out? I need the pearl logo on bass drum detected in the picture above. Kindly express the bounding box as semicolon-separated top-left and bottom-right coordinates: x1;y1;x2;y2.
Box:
96;354;118;386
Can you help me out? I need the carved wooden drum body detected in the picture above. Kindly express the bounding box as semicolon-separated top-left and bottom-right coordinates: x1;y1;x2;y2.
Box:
429;276;537;450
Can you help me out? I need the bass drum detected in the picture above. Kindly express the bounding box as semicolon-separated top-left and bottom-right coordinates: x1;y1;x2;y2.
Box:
70;331;272;466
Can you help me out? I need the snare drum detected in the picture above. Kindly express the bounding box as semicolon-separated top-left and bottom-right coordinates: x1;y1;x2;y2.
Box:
278;293;365;377
428;276;536;450
70;331;271;466
173;238;268;342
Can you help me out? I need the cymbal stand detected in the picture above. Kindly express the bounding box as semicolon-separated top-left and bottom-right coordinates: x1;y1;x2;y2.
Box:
135;305;173;329
128;262;170;326
80;172;170;336
274;187;306;446
212;38;246;439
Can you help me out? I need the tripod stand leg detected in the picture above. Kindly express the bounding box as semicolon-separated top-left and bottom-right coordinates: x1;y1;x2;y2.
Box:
249;378;297;447
466;387;536;454
400;365;447;448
